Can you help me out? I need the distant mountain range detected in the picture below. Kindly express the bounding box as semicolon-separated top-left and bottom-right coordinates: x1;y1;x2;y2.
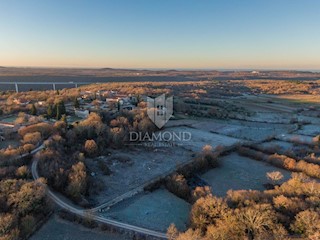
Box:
0;67;319;81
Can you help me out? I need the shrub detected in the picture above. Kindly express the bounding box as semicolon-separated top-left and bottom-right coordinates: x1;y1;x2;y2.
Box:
15;166;29;179
191;186;212;203
291;210;320;237
0;213;16;235
22;131;42;145
20;214;36;236
266;171;284;185
234;204;287;240
66;162;87;200
190;196;228;232
165;173;190;200
167;223;179;240
84;140;98;157
18;123;53;139
273;195;307;217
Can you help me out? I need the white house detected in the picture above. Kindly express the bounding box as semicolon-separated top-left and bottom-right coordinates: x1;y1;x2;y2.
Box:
75;109;89;119
13;98;30;106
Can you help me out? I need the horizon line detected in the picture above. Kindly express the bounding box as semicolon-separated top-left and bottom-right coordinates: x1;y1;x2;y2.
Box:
1;65;320;73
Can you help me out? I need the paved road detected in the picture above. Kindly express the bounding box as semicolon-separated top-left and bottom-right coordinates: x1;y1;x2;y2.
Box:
30;148;167;239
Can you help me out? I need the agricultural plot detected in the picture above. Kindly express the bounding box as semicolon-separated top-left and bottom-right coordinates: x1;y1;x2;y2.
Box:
87;146;192;205
165;126;243;152
201;153;291;196
296;124;320;136
260;140;295;152
30;215;127;240
102;189;190;232
276;133;315;145
190;119;294;141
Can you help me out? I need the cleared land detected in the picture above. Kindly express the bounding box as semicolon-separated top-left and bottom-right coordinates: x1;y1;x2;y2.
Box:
260;140;295;151
190;119;294;141
296;124;320;136
165;126;243;152
102;188;190;232
30;215;128;240
87;146;193;205
0;140;19;149
276;133;315;145
201;152;291;196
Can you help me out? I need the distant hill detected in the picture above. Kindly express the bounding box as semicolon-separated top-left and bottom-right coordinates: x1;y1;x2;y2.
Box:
0;67;319;81
99;68;116;70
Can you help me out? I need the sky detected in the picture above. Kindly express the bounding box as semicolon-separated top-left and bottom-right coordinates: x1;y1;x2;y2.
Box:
0;0;320;70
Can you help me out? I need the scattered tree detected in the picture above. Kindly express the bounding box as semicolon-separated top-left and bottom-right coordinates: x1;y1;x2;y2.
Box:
266;171;284;185
66;162;87;200
84;139;98;157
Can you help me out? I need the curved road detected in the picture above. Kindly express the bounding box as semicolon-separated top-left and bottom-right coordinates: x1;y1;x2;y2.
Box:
30;146;167;239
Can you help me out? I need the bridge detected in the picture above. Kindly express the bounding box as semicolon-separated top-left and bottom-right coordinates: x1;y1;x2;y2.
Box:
0;81;95;92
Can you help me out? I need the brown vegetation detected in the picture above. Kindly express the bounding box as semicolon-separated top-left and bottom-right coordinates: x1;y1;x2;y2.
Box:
0;178;50;239
170;173;320;240
239;147;320;179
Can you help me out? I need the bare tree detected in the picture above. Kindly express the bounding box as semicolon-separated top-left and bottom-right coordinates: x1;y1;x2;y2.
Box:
267;171;284;185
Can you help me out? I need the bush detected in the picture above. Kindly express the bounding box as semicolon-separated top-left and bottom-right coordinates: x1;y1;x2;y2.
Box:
291;210;320;237
165;173;190;201
191;186;212;203
66;162;87;200
84;139;98;157
0;213;16;236
18;123;53;139
20;214;36;236
266;171;284;185
15;166;29;179
22;131;42;145
190;196;228;232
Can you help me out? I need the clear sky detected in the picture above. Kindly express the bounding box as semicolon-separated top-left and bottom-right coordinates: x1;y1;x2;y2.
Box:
0;0;320;69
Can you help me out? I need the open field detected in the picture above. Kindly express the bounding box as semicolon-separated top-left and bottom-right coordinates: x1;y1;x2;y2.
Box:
0;116;17;123
201;152;291;196
102;188;190;232
0;139;20;149
296;124;320;136
189;119;294;141
276;133;315;145
278;94;320;104
260;140;295;151
165;126;243;152
87;146;193;205
30;214;127;240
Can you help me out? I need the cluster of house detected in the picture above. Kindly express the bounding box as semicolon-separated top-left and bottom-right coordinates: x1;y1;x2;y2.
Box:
10;90;146;122
12;98;47;107
74;90;145;119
